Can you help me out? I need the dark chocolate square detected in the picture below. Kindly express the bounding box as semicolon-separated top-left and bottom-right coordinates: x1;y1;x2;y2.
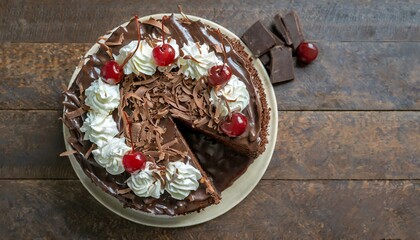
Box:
270;46;294;83
241;21;276;57
273;14;292;45
259;53;271;66
268;28;285;46
281;10;304;50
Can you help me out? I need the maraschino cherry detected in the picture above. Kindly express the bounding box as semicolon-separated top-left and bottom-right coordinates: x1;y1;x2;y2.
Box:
208;65;232;87
208;30;232;87
152;16;175;66
220;112;248;137
101;60;123;84
101;15;142;84
122;112;146;173
297;42;318;64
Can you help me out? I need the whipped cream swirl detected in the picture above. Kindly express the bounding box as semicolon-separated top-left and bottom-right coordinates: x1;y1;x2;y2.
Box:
165;161;202;200
84;79;120;114
127;162;164;199
92;137;130;175
114;40;157;76
80;112;119;147
177;41;221;80
209;75;250;116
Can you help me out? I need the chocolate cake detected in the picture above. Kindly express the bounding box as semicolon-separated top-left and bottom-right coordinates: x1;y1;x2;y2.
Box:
62;14;269;216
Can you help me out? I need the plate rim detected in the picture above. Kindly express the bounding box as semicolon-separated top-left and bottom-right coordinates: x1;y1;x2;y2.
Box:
63;13;278;227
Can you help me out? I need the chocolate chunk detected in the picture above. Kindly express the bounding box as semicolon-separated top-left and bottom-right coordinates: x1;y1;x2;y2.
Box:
281;10;304;50
241;21;276;57
273;14;292;45
270;46;294;83
268;28;285;46
259;53;271;66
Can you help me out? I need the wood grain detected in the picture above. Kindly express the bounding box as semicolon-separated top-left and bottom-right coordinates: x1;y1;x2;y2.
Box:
0;43;90;110
1;42;419;111
267;111;420;180
1;0;419;43
277;42;420;110
0;110;75;179
1;180;418;239
1;0;419;237
2;110;419;180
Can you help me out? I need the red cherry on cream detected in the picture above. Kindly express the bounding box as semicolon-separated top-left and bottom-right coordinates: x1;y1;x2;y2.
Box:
101;60;123;84
220;112;248;137
153;44;175;66
208;65;232;87
122;151;146;173
297;42;318;64
122;111;147;174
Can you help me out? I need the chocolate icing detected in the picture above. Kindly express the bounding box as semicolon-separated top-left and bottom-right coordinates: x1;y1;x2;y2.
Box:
62;15;269;215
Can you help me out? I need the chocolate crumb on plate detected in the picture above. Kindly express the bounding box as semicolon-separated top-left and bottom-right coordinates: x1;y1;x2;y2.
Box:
241;21;276;57
269;46;294;83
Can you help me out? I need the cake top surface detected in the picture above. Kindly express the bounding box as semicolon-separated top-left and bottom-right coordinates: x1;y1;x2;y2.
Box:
62;13;270;216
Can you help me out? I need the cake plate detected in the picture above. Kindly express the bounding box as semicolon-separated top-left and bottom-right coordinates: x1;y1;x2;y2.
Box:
63;14;278;227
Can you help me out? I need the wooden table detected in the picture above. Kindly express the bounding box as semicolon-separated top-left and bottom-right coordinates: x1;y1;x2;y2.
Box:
1;1;419;238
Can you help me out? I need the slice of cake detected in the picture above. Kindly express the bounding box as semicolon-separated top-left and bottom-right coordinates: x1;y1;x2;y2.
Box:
62;13;269;216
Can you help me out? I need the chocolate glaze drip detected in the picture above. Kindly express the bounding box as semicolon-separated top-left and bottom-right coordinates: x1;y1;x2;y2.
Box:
62;15;268;215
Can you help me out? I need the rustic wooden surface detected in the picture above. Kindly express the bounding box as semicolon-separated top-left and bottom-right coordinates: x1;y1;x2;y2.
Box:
1;0;419;239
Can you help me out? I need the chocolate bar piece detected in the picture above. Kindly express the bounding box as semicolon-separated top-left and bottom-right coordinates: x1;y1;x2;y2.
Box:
281;10;304;50
241;21;276;57
268;28;285;46
259;53;271;66
270;46;294;83
273;14;292;45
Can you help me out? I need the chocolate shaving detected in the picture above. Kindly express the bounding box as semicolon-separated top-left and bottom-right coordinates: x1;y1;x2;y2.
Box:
164;72;176;79
178;95;191;102
142;18;171;34
65;107;86;119
59;150;78;157
166;97;188;112
105;33;125;46
158;152;165;161
156;109;169;118
144;151;160;158
170;108;192;121
122;193;136;200
98;42;113;58
192;80;207;113
134;86;149;98
84;144;95;159
194;116;209;127
133;76;159;85
168;148;188;158
161;139;178;149
117;188;132;195
212;43;223;54
181;84;193;95
125;92;143;101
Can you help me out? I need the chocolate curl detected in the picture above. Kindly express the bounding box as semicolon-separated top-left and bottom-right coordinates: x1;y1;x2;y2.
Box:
121;16;141;69
177;5;190;20
216;29;228;67
122;111;135;152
